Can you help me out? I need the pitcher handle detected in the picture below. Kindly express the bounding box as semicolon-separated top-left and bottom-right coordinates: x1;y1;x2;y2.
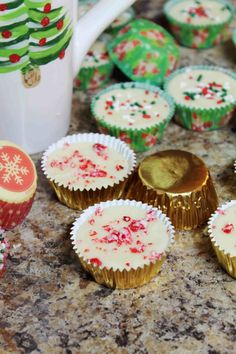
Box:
73;0;136;77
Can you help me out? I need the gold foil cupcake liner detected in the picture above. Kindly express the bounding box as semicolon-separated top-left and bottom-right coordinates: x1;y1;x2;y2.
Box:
208;200;236;279
125;150;218;230
71;199;175;289
42;133;136;210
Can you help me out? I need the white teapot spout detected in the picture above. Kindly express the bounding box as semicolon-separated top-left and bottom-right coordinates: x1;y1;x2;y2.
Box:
73;0;136;77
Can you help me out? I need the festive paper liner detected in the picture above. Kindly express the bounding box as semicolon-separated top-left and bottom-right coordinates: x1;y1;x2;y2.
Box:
74;61;114;91
0;194;35;230
208;200;236;278
164;65;236;132
124;160;218;230
42;133;136;210
0;230;9;278
164;0;234;48
107;19;180;87
91;82;175;152
71;199;175;289
106;7;136;35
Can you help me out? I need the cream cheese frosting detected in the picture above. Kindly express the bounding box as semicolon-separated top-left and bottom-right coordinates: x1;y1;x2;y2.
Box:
210;202;236;257
45;141;130;191
168;0;232;26
73;203;172;270
166;68;236;109
94;87;170;129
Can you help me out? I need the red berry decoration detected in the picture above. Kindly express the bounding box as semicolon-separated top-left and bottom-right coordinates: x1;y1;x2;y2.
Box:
9;54;20;63
39;38;46;46
222;223;234;234
58;49;65;59
41;16;50;27
57;19;64;30
43;3;51;13
0;3;7;11
2;30;12;39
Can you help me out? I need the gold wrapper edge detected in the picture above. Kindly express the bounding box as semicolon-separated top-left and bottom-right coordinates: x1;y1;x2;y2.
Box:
125;169;218;231
79;255;166;289
208;200;236;279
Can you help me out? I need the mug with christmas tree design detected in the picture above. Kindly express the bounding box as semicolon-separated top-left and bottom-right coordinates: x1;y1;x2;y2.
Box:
0;0;136;153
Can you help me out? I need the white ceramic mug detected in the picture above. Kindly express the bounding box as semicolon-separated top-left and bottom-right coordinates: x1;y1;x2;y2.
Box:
0;0;135;153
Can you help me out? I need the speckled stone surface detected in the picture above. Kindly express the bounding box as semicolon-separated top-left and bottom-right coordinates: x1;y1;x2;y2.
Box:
1;1;236;354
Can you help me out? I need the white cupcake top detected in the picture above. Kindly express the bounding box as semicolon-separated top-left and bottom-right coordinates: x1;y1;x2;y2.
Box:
168;0;232;25
73;203;172;270
166;68;236;109
210;202;236;257
81;41;110;69
45;141;130;191
94;86;171;129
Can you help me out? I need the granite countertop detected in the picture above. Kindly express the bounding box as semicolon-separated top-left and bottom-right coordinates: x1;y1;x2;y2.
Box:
1;1;236;353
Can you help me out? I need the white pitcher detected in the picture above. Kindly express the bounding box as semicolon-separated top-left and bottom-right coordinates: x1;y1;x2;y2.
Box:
0;0;135;154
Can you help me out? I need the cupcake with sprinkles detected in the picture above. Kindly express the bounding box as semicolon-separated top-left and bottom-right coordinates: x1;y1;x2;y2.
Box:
0;230;9;278
71;199;175;289
92;82;175;152
164;66;236;131
164;0;234;48
74;34;114;91
208;200;236;278
42;133;136;210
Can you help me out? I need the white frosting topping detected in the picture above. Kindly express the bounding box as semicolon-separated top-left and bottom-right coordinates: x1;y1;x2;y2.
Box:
169;0;232;25
211;203;236;256
166;69;236;108
45;141;129;191
81;41;110;69
74;204;171;270
94;87;170;129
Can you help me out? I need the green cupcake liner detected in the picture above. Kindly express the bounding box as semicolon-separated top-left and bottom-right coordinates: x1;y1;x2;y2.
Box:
164;65;236;132
106;7;136;36
107;19;180;87
74;62;114;91
164;0;234;49
91;82;175;152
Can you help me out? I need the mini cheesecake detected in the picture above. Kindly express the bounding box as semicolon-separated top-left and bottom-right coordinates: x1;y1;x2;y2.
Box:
0;140;37;230
168;0;232;26
164;66;236;131
209;201;236;278
164;0;234;48
74;37;113;91
42;134;136;210
92;82;175;152
71;199;174;288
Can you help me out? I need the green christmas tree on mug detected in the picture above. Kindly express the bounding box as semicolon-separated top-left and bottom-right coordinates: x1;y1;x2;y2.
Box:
0;0;73;88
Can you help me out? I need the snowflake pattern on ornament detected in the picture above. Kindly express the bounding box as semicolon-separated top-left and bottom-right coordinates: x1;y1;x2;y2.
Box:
0;146;34;192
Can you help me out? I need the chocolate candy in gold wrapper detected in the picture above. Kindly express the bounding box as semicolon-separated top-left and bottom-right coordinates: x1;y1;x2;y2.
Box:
125;150;218;230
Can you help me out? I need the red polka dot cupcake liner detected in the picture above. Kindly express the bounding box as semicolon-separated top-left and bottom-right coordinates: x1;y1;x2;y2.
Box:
0;194;35;230
208;200;236;278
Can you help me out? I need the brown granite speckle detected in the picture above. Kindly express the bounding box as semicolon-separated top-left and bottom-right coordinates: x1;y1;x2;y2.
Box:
1;1;236;353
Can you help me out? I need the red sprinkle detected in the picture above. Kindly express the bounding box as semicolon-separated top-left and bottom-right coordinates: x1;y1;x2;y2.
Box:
89;219;95;225
126;262;130;267
39;38;46;46
59;49;65;59
89;230;97;237
222;223;234;234
90;258;102;266
57;19;64;30
123;216;131;222
116;165;124;171
185;96;190;101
